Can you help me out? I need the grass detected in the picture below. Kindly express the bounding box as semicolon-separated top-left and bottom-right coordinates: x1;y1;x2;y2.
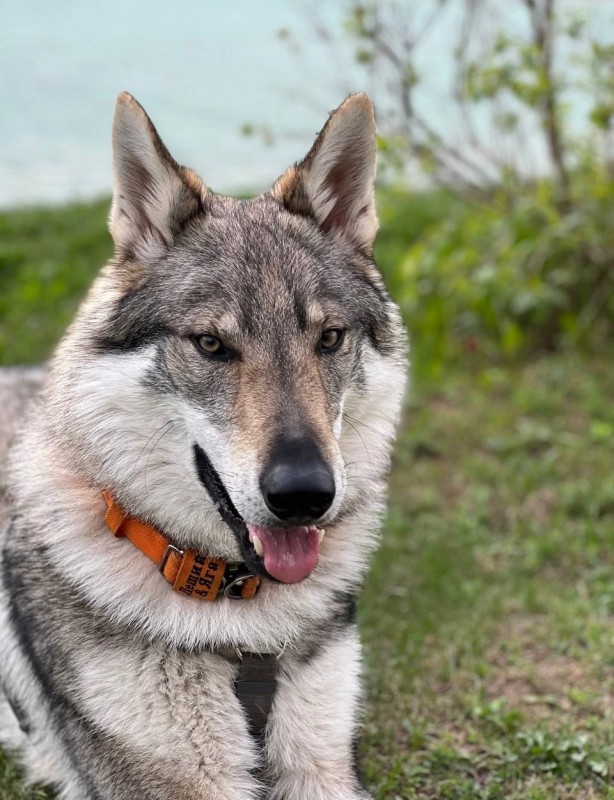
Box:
361;355;614;798
0;199;111;365
1;197;613;798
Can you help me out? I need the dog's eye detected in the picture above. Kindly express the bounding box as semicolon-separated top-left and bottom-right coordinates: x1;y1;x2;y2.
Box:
319;328;345;353
193;334;229;359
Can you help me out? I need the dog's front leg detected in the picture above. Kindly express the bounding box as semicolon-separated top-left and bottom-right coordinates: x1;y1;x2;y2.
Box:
265;625;373;800
69;643;264;800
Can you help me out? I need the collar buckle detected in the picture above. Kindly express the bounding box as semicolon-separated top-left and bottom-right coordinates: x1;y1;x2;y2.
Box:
159;543;184;575
223;572;261;600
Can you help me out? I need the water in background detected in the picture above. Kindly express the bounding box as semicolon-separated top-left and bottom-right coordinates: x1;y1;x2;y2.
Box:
2;0;611;208
1;0;352;207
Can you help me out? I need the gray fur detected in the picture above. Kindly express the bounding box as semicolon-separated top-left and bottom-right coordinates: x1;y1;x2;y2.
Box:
0;367;46;519
0;93;407;799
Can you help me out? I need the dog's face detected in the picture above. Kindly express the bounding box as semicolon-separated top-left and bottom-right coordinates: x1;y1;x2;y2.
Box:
53;93;406;585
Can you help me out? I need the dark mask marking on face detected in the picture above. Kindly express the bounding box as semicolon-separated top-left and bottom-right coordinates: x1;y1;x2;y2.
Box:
90;281;173;353
92;322;171;353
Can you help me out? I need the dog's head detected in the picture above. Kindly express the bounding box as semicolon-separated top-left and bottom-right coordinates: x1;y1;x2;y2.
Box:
51;92;406;586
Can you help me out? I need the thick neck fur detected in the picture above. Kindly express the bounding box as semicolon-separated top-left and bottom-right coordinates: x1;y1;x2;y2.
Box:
8;314;406;653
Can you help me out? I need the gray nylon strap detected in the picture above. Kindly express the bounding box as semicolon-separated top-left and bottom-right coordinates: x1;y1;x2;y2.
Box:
234;652;278;738
216;649;279;740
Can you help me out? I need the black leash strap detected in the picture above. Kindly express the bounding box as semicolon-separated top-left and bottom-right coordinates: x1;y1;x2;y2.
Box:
193;444;247;539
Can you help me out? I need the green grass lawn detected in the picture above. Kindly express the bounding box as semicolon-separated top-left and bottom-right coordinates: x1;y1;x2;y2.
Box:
361;353;614;799
1;198;612;798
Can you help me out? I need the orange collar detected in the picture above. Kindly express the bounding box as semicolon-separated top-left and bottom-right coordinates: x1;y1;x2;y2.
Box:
103;491;261;601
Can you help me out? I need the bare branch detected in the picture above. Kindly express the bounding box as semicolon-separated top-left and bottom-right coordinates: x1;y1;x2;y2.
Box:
526;0;572;206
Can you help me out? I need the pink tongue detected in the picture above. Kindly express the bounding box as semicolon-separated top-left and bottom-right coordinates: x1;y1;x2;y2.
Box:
247;524;320;583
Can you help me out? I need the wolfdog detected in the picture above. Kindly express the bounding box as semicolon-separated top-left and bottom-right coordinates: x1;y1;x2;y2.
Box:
0;92;407;799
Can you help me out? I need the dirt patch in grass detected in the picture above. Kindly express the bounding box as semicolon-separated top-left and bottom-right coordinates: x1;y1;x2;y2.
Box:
484;616;613;724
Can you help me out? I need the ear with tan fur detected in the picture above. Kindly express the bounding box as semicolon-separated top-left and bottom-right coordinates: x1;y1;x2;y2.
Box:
272;93;378;252
109;92;207;259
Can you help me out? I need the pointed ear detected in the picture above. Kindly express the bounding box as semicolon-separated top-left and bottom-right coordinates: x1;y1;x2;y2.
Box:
272;93;378;252
109;92;207;259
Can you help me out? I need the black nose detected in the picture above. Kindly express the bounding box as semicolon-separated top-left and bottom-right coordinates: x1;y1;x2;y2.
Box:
260;438;335;523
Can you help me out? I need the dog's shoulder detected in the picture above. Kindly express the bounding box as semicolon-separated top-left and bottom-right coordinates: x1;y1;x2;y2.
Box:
0;365;47;520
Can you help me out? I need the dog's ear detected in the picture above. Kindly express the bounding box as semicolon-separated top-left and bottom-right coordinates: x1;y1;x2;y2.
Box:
272;93;378;252
109;92;207;259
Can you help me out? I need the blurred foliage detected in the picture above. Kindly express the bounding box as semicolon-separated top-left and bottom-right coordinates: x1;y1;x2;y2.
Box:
375;168;614;378
325;1;614;200
306;0;614;377
0;199;111;364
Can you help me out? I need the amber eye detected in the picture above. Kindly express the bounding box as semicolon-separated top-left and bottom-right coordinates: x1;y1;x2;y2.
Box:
319;328;345;353
193;334;231;359
195;334;221;353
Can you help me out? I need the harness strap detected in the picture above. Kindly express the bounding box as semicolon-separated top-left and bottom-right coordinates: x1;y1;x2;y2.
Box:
236;653;278;739
218;649;279;739
103;492;260;601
